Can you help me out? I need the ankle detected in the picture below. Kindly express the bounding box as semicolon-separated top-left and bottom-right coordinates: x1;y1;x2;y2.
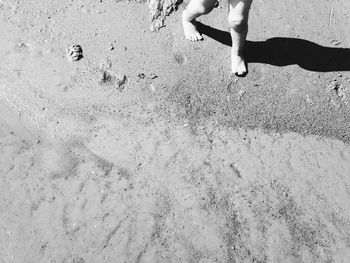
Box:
182;9;191;21
231;50;244;57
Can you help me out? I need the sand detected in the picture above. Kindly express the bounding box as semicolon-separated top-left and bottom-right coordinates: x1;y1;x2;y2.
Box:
1;0;350;262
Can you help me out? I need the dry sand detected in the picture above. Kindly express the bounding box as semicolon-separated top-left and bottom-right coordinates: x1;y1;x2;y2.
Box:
1;0;350;262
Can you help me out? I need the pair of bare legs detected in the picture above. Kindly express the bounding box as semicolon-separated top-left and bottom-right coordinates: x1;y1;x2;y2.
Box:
182;0;253;76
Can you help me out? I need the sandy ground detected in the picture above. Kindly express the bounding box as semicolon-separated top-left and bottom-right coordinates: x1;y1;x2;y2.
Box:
1;0;350;262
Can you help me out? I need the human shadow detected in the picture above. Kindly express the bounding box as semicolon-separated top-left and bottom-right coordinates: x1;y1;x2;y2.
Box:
197;22;350;72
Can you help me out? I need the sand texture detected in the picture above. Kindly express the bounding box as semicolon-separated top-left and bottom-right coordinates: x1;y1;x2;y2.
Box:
1;0;350;262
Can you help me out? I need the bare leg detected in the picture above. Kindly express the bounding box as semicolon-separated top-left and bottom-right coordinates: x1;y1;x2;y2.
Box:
182;0;217;41
228;0;252;76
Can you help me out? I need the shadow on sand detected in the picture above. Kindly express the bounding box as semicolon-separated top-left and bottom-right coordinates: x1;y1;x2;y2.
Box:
197;22;350;72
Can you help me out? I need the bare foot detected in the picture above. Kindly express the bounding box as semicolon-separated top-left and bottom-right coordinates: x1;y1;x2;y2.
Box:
231;53;247;76
182;10;203;42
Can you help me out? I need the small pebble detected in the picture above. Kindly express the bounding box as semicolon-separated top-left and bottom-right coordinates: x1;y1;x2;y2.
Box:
115;74;127;89
138;73;146;79
149;73;158;79
66;44;83;61
99;71;113;84
99;58;112;70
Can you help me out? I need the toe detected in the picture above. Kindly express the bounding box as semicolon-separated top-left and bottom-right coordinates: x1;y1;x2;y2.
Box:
236;68;247;77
